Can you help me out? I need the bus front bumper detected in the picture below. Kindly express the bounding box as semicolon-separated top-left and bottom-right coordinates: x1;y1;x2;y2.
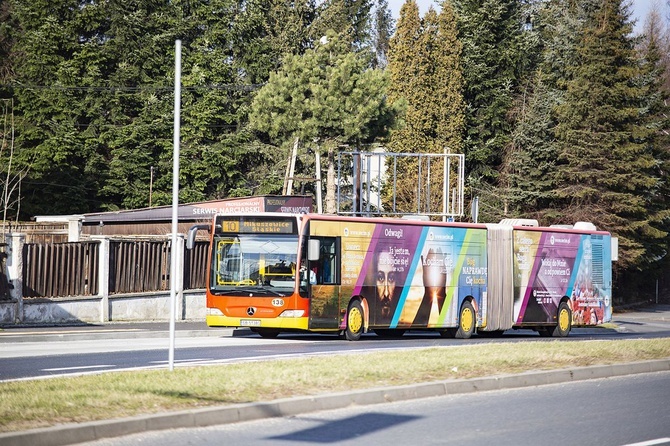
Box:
206;314;309;330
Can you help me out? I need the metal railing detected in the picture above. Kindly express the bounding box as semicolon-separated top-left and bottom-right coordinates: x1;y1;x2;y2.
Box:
336;151;465;219
109;239;170;294
23;242;99;298
20;237;210;299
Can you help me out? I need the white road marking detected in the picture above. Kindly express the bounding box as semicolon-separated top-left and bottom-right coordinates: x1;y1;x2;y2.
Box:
149;358;214;364
0;336;310;359
41;365;113;372
621;439;670;446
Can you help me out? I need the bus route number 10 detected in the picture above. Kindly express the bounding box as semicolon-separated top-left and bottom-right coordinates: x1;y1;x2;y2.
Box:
222;220;239;232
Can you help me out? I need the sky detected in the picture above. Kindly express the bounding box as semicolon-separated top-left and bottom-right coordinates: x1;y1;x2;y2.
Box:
385;0;661;36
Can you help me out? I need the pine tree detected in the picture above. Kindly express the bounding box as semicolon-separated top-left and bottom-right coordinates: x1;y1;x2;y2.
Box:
636;5;670;270
371;0;394;68
310;0;374;51
248;32;395;213
10;0;121;215
451;0;523;185
502;75;561;219
7;0;306;214
428;4;465;156
387;0;423;154
233;0;316;83
554;0;663;271
386;1;464;215
99;0;180;209
499;0;561;221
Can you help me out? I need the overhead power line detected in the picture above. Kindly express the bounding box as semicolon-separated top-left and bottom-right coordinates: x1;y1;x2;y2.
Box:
0;83;264;92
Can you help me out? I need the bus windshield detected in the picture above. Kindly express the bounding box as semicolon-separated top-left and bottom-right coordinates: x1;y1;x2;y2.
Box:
211;234;299;296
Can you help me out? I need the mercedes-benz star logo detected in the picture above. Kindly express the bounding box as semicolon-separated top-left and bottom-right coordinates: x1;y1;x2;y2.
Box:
246;307;256;316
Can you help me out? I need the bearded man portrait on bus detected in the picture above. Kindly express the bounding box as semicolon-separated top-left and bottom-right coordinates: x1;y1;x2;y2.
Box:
371;248;403;325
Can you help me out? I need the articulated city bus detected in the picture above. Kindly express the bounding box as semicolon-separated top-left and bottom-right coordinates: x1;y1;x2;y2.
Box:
187;213;616;340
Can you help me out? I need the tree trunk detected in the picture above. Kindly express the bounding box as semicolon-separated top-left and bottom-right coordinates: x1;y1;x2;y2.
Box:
325;141;337;214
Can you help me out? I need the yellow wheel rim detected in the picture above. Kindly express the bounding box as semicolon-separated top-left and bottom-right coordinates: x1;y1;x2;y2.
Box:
349;306;363;334
559;307;570;332
461;306;474;333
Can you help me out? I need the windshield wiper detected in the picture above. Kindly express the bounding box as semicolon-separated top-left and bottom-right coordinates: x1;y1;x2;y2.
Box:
259;286;290;297
210;286;290;297
210;289;244;296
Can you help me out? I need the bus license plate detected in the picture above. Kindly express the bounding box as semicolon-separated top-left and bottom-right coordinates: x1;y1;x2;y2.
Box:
241;319;261;327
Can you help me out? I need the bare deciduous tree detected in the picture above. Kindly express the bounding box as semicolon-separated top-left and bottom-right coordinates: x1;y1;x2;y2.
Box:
1;99;29;242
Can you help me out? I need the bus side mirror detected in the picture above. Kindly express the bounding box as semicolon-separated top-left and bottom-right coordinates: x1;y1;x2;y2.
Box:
308;239;320;262
186;224;210;250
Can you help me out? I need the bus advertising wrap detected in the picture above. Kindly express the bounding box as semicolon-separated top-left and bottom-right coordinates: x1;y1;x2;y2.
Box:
202;212;614;339
513;230;612;326
339;222;488;330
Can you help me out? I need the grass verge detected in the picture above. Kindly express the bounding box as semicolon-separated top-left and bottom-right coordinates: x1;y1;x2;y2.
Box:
1;337;669;433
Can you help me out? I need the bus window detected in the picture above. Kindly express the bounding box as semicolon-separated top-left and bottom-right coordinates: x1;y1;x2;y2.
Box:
213;235;297;290
313;237;338;285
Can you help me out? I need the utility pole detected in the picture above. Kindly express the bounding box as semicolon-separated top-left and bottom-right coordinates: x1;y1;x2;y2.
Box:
149;166;154;207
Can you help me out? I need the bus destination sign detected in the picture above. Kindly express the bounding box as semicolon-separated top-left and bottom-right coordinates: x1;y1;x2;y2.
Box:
218;217;296;234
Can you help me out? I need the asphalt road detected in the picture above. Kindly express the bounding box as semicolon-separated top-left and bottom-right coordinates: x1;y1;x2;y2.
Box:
77;371;670;446
1;305;669;382
0;305;668;446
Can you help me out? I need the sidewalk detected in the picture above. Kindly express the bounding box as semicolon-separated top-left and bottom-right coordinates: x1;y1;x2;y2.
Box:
0;321;243;343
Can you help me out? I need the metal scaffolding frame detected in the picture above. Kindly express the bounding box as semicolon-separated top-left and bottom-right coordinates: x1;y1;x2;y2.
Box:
336;150;465;220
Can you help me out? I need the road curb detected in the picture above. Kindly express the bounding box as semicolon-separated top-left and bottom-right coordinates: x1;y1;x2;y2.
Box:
1;359;668;446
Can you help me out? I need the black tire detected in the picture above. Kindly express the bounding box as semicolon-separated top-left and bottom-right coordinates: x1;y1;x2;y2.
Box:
551;301;572;337
345;300;365;341
256;328;280;338
455;300;476;339
374;329;406;338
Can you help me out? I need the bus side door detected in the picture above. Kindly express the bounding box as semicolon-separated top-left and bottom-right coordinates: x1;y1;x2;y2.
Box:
307;236;341;330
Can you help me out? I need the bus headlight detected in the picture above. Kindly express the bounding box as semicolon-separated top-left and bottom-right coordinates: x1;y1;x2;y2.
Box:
279;310;305;318
207;308;224;316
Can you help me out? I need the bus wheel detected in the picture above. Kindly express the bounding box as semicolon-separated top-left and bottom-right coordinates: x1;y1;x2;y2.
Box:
455;300;476;339
552;302;572;337
345;300;364;341
256;328;280;338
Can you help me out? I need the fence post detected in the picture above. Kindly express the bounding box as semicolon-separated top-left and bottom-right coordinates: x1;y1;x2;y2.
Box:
92;236;110;322
176;234;185;320
7;233;25;324
67;216;82;242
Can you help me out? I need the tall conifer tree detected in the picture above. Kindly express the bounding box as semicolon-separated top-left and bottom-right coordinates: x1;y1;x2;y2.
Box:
310;0;374;51
372;0;394;68
500;0;562;220
10;0;124;215
386;1;464;214
387;0;423;154
451;0;523;186
554;0;663;271
636;6;670;272
502;75;561;218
